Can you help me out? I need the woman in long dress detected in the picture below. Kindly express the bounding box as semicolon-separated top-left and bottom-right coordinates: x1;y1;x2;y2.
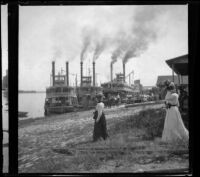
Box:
162;82;189;144
93;94;109;142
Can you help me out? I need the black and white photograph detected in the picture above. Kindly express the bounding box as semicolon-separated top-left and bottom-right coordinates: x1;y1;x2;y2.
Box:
2;3;191;174
1;4;9;173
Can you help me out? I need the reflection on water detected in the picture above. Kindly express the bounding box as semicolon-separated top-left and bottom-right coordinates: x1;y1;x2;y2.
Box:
2;91;8;173
18;92;46;118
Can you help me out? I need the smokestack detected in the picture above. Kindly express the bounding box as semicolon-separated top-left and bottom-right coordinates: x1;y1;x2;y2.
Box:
52;61;55;86
66;61;69;86
80;61;83;86
110;63;113;82
93;62;95;86
123;62;125;83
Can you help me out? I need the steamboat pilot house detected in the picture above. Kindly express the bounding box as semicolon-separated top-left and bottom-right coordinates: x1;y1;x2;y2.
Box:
44;61;78;115
76;61;103;109
101;62;135;104
101;73;135;104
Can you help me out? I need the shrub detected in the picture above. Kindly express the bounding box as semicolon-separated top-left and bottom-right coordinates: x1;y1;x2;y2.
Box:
135;108;165;139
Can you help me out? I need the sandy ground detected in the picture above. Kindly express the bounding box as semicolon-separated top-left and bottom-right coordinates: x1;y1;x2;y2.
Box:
18;104;189;173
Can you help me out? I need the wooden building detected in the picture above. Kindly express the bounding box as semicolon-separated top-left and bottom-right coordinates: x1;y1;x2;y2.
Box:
165;54;188;85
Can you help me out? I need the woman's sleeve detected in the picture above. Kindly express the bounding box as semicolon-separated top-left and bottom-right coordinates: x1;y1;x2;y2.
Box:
166;94;178;104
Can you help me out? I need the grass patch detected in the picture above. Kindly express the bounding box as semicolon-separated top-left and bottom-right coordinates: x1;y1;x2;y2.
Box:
70;151;102;171
109;108;166;140
19;107;188;173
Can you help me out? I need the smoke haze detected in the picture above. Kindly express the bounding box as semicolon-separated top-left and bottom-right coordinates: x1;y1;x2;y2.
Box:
50;6;166;64
92;36;109;61
121;6;165;63
17;5;188;90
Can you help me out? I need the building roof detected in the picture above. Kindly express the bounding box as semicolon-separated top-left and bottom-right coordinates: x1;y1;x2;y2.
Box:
156;75;188;86
165;54;188;75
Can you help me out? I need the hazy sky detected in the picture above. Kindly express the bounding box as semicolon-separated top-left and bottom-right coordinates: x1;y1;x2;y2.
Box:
1;5;8;79
2;5;188;91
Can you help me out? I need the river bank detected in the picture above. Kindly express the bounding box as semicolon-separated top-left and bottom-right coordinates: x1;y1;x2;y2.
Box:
18;104;189;173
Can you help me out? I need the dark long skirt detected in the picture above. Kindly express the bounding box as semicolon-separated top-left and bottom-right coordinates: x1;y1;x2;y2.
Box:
93;112;108;142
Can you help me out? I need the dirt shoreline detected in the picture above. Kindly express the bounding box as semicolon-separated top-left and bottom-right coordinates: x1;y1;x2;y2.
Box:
18;104;189;173
18;101;164;126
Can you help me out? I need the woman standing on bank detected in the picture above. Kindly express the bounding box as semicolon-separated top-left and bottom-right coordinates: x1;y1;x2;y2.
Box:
93;94;109;142
162;82;189;144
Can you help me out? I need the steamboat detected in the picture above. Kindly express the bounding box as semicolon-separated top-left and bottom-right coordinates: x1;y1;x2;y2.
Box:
76;61;103;109
101;62;140;106
44;59;142;115
44;60;103;115
44;61;78;115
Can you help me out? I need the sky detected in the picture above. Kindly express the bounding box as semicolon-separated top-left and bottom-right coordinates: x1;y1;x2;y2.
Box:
1;5;8;79
1;5;188;91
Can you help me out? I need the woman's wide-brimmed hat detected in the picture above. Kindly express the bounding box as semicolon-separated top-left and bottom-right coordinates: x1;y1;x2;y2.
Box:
164;79;171;87
168;82;176;90
96;93;104;99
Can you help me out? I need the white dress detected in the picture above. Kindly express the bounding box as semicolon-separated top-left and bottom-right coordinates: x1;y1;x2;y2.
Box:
162;91;189;144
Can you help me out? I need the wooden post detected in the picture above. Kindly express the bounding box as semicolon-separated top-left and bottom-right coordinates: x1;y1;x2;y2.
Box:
181;75;183;85
172;64;175;82
178;74;180;86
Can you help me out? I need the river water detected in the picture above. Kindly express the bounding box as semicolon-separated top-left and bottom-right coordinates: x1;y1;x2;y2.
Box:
18;92;46;119
2;92;46;173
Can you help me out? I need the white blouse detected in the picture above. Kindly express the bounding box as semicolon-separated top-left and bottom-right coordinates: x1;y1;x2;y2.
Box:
96;102;104;121
165;91;180;107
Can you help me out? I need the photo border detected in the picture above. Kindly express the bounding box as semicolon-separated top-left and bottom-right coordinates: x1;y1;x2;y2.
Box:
2;0;199;176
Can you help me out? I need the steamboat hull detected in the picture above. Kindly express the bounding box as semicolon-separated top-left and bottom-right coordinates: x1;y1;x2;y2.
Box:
45;105;76;115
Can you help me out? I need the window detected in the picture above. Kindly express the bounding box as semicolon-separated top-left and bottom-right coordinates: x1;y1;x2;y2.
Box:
63;87;69;92
55;87;61;93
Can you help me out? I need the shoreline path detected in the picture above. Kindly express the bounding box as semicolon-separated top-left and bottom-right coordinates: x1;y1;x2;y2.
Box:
19;104;165;172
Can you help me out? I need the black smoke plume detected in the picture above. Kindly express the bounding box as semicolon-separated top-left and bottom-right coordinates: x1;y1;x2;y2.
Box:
93;37;107;61
111;33;130;64
122;6;163;63
80;27;93;61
